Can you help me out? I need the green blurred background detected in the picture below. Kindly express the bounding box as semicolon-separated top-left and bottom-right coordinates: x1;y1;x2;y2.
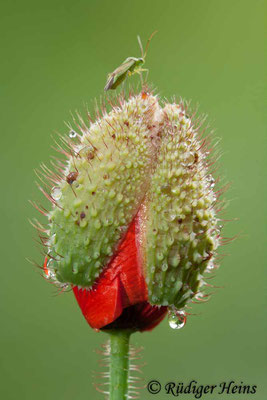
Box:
0;0;266;399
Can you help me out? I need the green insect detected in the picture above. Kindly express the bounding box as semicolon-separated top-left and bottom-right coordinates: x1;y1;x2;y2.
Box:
104;31;157;91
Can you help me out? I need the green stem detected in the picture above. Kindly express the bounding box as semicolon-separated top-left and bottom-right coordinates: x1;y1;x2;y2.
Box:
106;330;132;400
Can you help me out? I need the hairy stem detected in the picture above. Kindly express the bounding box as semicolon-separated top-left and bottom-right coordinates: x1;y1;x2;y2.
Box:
107;330;132;400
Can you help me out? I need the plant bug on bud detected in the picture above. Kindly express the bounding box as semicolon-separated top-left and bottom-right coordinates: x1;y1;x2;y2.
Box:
104;31;157;91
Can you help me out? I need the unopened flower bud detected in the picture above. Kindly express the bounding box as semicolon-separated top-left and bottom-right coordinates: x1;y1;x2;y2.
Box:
39;91;222;331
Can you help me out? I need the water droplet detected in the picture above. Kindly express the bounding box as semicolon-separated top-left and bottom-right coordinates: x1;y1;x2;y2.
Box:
206;262;215;272
161;263;168;272
206;174;215;188
51;187;62;201
93;251;100;260
45;259;57;280
169;255;180;267
104;218;113;227
156;252;164;261
168;212;177;222
181;152;195;167
150;265;156;273
69;129;77;138
168;309;186;330
58;282;70;291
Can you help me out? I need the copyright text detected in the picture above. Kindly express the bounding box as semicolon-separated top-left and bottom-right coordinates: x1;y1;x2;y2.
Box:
147;380;257;398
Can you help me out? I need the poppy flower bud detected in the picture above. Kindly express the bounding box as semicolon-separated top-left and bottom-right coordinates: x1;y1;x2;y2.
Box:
41;91;221;331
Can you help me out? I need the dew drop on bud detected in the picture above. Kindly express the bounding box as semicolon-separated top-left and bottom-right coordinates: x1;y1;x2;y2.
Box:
161;262;168;272
59;283;70;291
168;212;177;222
45;262;56;280
51;187;62;201
119;225;127;233
168;309;186;330
206;262;215;273
181;152;195;167
69;129;77;138
206;174;215;188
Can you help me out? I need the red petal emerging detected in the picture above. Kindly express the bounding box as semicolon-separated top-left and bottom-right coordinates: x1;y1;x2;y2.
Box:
73;218;158;330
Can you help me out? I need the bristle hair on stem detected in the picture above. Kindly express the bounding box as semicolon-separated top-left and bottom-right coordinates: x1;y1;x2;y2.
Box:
95;333;144;399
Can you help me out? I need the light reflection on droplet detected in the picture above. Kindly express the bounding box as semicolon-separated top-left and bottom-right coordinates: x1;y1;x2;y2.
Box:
69;129;77;138
51;187;62;201
181;152;195;167
206;262;215;273
168;309;186;330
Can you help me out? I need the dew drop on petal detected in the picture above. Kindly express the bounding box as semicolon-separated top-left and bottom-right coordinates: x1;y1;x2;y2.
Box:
168;309;186;330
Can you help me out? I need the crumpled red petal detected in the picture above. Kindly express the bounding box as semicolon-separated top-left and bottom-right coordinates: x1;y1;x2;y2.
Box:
73;217;162;330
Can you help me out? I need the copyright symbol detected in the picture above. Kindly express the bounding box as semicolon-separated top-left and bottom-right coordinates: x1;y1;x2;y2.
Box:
147;380;161;394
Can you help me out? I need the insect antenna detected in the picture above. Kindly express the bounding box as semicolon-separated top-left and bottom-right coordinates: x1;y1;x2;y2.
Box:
137;35;144;58
143;30;158;59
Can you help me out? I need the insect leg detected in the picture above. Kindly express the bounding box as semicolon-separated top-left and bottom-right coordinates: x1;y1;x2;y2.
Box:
136;67;148;74
145;69;149;83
